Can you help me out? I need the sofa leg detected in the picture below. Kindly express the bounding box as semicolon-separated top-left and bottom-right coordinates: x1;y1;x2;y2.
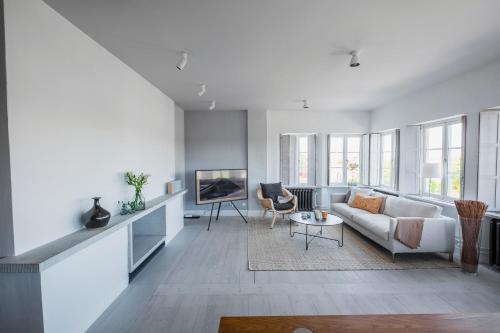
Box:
270;213;278;229
448;252;454;262
392;253;396;263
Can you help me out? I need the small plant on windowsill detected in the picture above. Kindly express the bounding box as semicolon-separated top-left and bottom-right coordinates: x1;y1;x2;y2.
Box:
348;162;359;187
125;171;150;211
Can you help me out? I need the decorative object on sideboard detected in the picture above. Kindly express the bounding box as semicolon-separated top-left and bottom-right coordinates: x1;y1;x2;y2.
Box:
82;197;111;229
118;201;134;215
455;200;488;273
125;171;150;211
167;179;182;194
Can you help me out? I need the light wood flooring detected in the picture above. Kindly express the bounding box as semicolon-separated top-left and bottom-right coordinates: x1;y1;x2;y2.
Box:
88;217;500;333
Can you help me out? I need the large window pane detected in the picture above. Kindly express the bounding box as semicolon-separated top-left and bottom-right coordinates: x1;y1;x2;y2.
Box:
298;136;308;184
330;137;343;152
329;168;343;184
448;123;462;148
426;126;443;149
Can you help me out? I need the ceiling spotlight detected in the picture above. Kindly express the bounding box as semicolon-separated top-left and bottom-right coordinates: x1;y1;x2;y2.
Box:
209;100;216;111
350;51;360;67
198;84;206;97
303;99;310;109
176;51;188;70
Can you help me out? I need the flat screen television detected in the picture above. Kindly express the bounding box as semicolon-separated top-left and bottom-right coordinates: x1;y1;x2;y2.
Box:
195;169;248;205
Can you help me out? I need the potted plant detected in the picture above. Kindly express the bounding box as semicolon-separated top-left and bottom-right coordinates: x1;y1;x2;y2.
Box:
125;171;150;211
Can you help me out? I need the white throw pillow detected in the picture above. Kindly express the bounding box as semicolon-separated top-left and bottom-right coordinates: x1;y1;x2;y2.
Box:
347;187;374;206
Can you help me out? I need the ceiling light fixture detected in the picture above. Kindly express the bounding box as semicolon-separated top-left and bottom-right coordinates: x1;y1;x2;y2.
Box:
303;99;310;109
198;84;206;97
176;51;188;70
350;51;360;67
209;100;216;111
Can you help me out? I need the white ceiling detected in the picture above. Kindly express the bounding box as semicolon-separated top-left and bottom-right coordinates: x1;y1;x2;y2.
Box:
43;0;500;112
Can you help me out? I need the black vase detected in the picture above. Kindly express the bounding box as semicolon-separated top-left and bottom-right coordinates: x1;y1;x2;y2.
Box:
83;197;111;229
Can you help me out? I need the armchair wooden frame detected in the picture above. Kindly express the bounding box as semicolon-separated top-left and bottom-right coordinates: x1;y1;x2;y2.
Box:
257;187;298;228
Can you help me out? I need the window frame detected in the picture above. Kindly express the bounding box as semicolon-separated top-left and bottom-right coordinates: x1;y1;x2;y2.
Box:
279;133;317;186
419;117;465;201
371;129;400;191
327;134;363;186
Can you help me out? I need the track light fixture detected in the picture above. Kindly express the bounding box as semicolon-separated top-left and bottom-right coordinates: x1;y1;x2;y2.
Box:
303;99;310;109
176;51;188;71
350;51;360;67
209;100;216;111
198;84;206;97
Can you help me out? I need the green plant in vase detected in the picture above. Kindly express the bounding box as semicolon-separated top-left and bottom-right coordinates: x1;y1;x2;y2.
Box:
125;171;150;211
348;162;359;186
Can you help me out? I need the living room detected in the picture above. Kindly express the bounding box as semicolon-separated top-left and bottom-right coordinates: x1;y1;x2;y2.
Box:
2;0;500;332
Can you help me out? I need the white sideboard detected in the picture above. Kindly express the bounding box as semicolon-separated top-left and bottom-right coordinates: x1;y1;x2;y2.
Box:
0;190;186;333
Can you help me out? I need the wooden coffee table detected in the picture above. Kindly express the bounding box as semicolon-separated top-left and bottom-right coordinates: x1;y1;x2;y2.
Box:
288;212;343;250
219;313;500;333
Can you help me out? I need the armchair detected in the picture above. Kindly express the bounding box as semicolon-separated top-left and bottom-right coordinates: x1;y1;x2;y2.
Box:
257;186;298;228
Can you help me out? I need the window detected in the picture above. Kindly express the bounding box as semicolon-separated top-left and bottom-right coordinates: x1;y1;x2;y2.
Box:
420;117;465;200
280;134;316;186
369;130;399;190
381;133;394;187
328;134;362;186
478;110;500;209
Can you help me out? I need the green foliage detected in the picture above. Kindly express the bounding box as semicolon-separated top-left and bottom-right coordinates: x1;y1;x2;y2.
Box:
125;171;150;192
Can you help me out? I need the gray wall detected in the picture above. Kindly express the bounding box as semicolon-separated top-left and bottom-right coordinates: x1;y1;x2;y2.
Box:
185;110;248;211
0;0;14;257
174;104;185;188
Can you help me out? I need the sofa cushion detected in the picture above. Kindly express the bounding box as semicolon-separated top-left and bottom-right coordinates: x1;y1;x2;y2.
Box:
347;187;374;205
352;214;391;241
332;203;370;220
351;193;384;214
370;192;388;213
383;196;442;218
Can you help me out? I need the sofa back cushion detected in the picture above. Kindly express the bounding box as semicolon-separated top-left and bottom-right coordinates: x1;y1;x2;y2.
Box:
347;187;374;205
350;194;384;214
383;196;442;218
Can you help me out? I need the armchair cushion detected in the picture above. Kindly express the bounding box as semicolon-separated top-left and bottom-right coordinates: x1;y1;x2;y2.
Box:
260;182;283;201
274;202;295;211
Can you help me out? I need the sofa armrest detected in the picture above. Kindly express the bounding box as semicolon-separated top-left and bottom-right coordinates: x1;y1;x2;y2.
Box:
331;193;346;204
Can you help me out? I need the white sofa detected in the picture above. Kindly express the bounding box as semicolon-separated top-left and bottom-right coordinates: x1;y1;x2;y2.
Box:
331;191;456;261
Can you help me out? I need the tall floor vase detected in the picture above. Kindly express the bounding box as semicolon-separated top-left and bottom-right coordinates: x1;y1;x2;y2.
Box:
455;200;487;274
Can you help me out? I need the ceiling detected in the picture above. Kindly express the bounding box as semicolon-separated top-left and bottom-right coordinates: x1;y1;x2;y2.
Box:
43;0;500;112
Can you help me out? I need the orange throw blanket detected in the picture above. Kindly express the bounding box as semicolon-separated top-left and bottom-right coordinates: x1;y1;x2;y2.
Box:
394;217;424;249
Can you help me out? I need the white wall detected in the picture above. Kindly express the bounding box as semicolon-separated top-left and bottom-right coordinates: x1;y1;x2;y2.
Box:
371;58;500;200
174;104;185;188
267;110;371;185
4;0;176;254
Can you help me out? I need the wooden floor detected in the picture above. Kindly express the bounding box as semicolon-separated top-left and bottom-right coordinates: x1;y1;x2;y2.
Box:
88;217;500;333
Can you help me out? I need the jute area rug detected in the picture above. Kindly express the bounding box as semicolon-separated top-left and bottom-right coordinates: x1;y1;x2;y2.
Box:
248;218;459;271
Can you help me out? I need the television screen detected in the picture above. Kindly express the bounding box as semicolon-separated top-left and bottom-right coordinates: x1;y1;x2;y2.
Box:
195;169;248;205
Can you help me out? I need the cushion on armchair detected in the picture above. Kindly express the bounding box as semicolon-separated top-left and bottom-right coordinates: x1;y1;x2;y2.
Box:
260;182;283;201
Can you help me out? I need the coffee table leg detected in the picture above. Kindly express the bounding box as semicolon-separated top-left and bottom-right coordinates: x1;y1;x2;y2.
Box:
339;223;344;247
306;224;308;250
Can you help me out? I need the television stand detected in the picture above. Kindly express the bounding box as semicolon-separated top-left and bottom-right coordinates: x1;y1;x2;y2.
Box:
207;201;248;230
